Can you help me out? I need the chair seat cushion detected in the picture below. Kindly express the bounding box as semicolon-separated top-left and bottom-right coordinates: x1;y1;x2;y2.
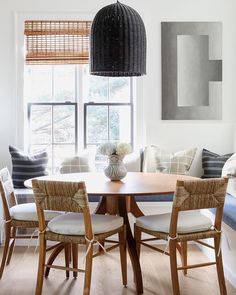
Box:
10;203;62;221
136;211;213;234
47;213;123;236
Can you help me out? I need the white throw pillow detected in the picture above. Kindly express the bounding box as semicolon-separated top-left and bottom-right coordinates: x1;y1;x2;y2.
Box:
124;151;142;172
222;153;236;198
60;149;95;174
143;146;197;175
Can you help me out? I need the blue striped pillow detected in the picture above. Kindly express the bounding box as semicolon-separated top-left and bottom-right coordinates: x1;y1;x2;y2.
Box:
9;146;48;188
202;148;233;178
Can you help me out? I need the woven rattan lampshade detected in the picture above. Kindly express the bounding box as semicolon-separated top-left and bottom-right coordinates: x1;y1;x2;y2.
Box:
90;1;146;76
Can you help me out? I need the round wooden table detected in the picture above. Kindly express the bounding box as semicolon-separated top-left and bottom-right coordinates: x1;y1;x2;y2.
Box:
25;172;197;294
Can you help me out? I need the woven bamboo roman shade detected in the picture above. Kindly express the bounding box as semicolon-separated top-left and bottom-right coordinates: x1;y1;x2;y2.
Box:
24;20;91;65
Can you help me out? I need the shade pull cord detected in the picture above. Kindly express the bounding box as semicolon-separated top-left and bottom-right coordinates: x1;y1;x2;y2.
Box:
164;235;178;254
83;235;106;263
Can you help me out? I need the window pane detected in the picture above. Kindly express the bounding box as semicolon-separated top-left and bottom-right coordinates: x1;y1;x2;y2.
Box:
24;65;52;102
86;105;132;146
109;77;131;102
30;105;52;144
53;105;76;143
86;106;108;144
53;145;75;174
54;65;75;102
83;64;108;102
110;106;131;142
88;76;108;102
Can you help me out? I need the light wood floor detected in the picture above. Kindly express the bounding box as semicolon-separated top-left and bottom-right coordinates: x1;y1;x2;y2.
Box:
0;244;235;295
1;203;235;294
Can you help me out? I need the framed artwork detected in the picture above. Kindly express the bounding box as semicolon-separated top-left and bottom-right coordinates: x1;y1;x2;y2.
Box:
162;22;222;120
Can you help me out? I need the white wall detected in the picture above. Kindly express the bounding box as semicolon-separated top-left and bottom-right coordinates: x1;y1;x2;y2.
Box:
140;0;236;156
0;0;236;171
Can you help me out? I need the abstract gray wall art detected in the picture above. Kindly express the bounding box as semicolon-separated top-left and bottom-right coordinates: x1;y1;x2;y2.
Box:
161;22;222;120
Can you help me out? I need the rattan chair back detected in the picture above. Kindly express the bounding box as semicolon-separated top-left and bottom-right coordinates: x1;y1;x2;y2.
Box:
173;178;228;211
0;168;17;221
169;178;228;237
32;179;92;236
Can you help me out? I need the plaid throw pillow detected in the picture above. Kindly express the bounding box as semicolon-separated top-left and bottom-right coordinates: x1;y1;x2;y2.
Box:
60;155;92;174
202;148;233;178
9;145;48;188
143;146;197;175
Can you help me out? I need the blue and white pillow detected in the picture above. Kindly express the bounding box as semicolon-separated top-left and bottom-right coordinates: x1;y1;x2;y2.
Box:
9;145;48;188
202;148;233;178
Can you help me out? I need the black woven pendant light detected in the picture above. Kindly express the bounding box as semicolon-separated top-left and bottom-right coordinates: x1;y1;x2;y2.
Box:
90;1;146;76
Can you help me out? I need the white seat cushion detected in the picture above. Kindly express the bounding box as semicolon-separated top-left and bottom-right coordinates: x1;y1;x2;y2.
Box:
10;203;62;221
47;213;123;236
136;211;213;234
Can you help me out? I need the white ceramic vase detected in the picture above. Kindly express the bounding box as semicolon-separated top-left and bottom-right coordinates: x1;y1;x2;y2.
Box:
104;154;127;181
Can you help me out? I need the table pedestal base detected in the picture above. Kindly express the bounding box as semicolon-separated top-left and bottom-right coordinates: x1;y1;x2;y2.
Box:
95;195;144;294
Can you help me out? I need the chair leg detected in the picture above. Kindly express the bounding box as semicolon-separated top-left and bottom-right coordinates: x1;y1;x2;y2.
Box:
214;236;227;295
6;227;17;265
83;243;93;295
64;243;70;279
180;241;187;275
72;243;78;278
118;226;127;286
99;241;105;253
0;223;11;279
35;235;46;295
44;243;65;278
169;240;180;295
134;223;141;259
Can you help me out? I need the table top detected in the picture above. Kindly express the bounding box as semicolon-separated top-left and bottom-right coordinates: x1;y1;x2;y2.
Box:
24;172;198;196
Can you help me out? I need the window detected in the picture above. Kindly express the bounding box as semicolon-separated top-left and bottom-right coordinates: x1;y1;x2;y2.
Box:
24;21;134;173
24;64;134;173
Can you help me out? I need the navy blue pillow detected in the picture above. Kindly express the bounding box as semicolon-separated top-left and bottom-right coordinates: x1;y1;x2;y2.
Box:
9;145;48;188
202;148;233;178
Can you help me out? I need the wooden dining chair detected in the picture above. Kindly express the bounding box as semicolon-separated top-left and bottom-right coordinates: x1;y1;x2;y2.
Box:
32;179;127;295
0;167;63;279
134;177;228;295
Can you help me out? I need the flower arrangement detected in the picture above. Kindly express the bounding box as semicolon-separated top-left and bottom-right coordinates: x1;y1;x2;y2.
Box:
98;142;132;156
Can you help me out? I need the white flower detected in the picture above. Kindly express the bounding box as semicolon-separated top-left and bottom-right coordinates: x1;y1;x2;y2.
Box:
116;143;132;156
98;142;132;157
97;142;116;156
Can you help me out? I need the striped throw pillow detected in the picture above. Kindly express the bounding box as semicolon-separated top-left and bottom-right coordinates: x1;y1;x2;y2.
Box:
9;145;48;188
202;149;233;178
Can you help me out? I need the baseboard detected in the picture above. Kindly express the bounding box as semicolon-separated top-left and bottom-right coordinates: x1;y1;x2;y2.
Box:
224;264;236;288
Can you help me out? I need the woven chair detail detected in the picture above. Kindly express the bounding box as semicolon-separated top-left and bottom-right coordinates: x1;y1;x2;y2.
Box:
174;178;227;210
32;179;127;295
134;177;228;295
